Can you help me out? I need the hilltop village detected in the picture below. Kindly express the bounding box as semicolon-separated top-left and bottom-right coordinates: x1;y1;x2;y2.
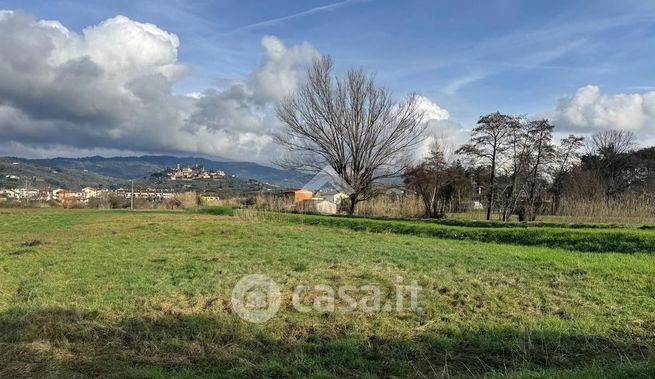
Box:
158;164;226;181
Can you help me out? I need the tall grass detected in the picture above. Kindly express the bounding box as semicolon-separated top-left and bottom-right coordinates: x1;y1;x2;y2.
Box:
251;194;295;212
236;208;295;223
356;194;425;218
238;191;655;225
553;194;655;224
357;194;655;225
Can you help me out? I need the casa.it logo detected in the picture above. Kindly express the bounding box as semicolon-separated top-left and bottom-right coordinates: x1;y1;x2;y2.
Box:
231;274;281;323
231;274;423;323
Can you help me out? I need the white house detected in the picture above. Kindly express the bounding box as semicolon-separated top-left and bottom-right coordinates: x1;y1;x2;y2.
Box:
319;191;349;204
16;188;39;199
0;189;19;199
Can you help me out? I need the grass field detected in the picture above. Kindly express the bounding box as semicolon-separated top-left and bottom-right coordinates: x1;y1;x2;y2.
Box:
0;209;654;378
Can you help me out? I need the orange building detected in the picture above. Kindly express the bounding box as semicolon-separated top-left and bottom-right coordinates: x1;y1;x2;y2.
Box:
282;189;314;202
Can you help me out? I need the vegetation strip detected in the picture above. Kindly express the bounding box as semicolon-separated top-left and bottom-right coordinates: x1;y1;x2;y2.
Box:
281;213;655;253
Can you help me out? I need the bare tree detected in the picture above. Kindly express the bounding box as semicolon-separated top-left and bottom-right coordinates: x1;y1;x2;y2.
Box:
585;130;637;199
588;130;636;158
524;119;555;221
457;112;514;220
403;140;450;218
497;115;530;221
275;56;426;214
550;134;584;214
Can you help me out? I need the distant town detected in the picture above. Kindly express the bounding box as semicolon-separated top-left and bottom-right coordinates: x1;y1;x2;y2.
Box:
0;186;176;202
0;163;229;205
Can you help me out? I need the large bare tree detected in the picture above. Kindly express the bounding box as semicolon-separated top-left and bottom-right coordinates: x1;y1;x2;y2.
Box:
275;56;426;214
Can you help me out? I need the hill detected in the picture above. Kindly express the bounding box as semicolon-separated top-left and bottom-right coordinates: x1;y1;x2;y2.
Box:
0;158;126;189
0;157;280;195
20;155;309;187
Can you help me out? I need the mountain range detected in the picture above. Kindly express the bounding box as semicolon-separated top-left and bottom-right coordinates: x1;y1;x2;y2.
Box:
2;155;310;189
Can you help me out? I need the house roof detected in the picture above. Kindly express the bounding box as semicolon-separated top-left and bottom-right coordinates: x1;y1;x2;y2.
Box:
282;188;313;194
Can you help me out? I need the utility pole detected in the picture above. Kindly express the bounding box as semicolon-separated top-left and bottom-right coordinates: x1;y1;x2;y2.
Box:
131;179;134;210
23;176;28;208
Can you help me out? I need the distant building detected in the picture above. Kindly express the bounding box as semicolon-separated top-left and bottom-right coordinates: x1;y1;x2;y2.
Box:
0;189;19;199
385;188;405;196
131;190;174;200
472;201;484;210
16;188;39;199
58;190;84;201
52;188;65;199
39;190;56;201
82;187;99;199
200;192;220;205
282;189;314;202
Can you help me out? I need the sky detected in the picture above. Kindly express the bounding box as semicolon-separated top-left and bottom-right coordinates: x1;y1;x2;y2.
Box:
0;0;654;164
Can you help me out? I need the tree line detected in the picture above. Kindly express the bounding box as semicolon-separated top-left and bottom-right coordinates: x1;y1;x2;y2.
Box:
405;119;654;221
276;57;654;220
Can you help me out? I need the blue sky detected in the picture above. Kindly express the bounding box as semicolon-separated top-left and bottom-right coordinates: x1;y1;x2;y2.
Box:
0;0;654;161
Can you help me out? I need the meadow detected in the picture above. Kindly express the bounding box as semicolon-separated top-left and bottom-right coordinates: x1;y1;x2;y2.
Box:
0;209;654;378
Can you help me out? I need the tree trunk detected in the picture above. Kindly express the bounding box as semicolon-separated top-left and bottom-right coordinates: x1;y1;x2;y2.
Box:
553;191;561;214
527;149;543;221
503;172;518;222
348;194;358;215
429;185;438;218
486;151;497;221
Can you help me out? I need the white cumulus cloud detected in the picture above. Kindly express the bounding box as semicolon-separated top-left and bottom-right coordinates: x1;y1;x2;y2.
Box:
249;35;319;104
415;95;450;121
554;85;655;139
413;96;467;161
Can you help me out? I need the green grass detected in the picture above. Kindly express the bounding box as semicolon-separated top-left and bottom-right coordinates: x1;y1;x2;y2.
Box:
0;209;654;378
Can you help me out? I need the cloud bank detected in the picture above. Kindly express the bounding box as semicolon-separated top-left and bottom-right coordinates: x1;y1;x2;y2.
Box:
0;11;317;161
0;11;452;163
554;85;655;143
